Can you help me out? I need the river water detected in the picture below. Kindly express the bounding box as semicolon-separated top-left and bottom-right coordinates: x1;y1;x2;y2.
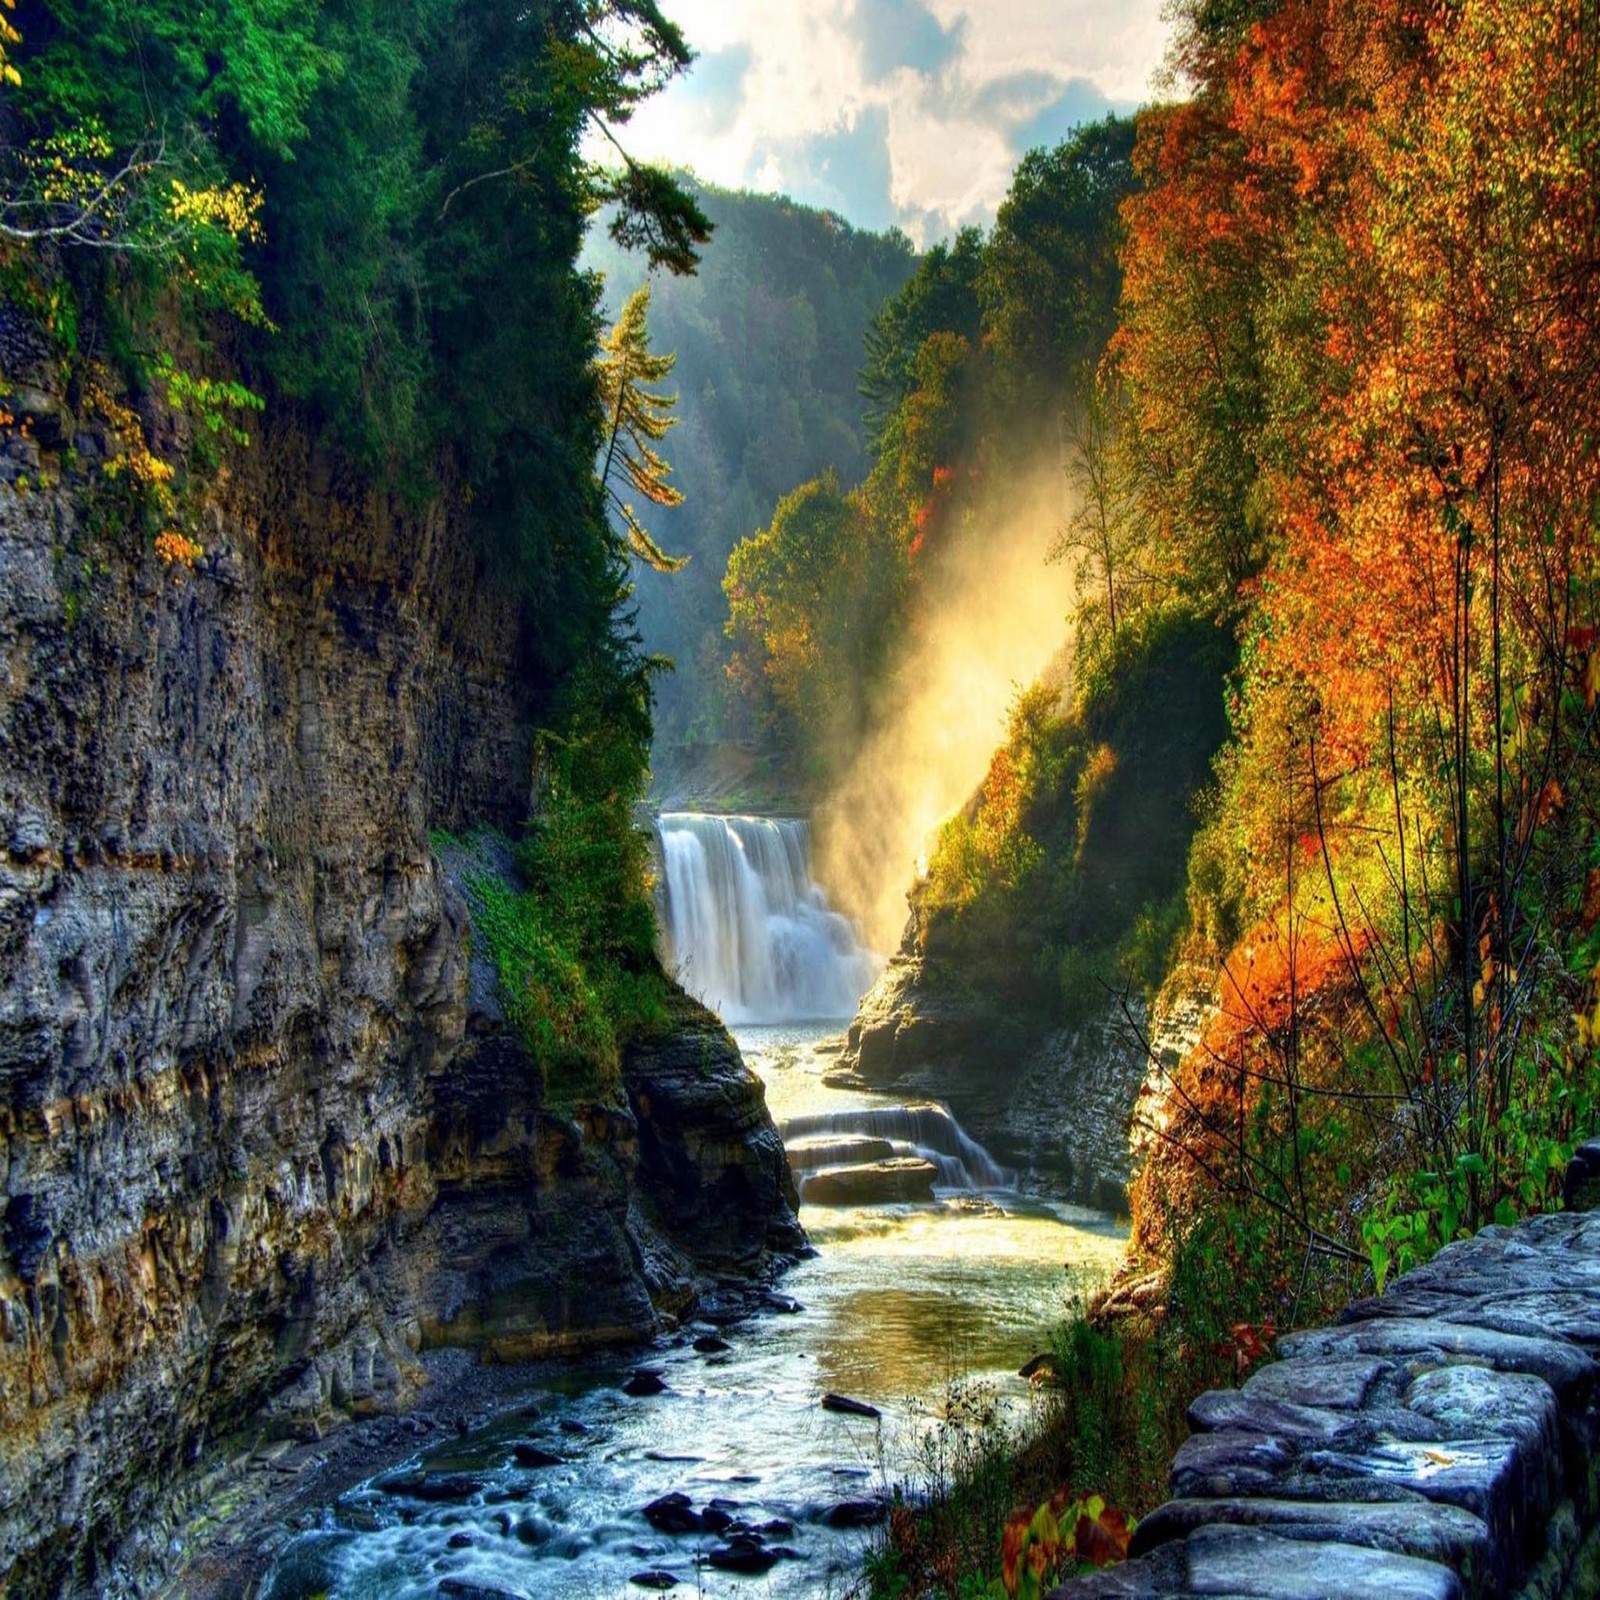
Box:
261;821;1127;1599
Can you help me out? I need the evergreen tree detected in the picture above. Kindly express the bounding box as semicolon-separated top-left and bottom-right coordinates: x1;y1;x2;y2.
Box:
596;283;686;572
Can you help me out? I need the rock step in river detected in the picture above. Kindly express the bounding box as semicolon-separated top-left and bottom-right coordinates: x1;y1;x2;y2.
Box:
780;1102;1010;1192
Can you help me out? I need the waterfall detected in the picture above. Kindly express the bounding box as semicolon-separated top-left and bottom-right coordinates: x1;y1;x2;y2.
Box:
657;813;879;1024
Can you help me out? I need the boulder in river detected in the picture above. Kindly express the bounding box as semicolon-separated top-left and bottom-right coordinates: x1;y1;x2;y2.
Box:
438;1582;528;1600
623;1369;668;1397
629;1573;682;1592
643;1492;702;1534
702;1498;740;1533
801;1158;938;1206
511;1443;564;1468
707;1533;782;1573
694;1333;732;1354
826;1498;888;1528
378;1471;486;1503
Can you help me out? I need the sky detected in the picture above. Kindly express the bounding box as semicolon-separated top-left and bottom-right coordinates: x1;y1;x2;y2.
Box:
619;0;1171;243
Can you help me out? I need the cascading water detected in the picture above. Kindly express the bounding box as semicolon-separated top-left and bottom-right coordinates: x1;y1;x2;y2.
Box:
260;1024;1121;1600
783;1103;1010;1192
657;812;879;1024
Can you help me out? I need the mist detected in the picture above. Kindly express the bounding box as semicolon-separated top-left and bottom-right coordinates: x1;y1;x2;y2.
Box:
814;462;1077;952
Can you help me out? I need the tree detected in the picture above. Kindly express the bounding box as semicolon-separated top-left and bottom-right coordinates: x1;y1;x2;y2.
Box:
980;117;1137;410
859;226;984;449
596;283;687;572
724;471;898;771
1052;371;1144;642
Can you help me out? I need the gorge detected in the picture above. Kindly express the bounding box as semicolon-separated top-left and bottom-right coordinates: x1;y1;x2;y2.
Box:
250;828;1129;1600
4;0;1598;1597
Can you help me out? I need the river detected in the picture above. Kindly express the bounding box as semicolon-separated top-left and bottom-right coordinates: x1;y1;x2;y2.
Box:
260;819;1126;1599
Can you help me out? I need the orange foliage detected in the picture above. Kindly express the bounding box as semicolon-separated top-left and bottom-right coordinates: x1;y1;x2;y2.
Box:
1205;916;1367;1061
154;529;205;569
1123;0;1600;1257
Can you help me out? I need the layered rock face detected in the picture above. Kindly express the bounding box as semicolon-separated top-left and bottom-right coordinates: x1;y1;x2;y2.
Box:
0;397;800;1594
840;953;1209;1211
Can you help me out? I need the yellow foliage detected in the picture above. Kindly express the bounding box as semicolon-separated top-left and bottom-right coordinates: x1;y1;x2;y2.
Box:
167;178;265;243
154;529;205;568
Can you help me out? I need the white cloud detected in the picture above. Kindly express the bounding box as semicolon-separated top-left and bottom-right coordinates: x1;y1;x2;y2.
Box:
616;0;1169;241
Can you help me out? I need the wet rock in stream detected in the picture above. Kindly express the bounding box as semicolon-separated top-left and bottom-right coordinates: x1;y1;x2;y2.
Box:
437;1582;528;1600
643;1491;702;1534
822;1392;882;1418
801;1157;939;1206
706;1533;784;1573
826;1497;889;1528
378;1471;488;1504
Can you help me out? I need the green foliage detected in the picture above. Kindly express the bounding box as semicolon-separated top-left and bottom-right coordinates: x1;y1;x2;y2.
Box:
860;226;983;448
582;179;916;775
718;116;1138;792
1364;1039;1593;1292
723;470;903;779
18;0;333;156
980;118;1136;409
456;751;666;1103
919;605;1236;1018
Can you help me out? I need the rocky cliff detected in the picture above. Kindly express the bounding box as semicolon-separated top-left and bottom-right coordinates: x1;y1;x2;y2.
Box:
838;951;1208;1213
0;373;801;1596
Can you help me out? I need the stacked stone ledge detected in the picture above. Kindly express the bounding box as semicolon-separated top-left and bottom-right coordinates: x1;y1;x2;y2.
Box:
1052;1141;1600;1600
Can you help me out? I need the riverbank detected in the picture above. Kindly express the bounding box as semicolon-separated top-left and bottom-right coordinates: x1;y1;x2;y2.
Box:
164;1268;808;1600
241;1026;1125;1598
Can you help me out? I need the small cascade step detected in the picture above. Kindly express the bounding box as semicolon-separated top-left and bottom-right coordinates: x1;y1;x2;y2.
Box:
785;1134;898;1170
780;1102;1009;1189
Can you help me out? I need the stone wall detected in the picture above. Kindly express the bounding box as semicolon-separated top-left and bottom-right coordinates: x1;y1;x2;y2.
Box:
1053;1146;1600;1600
0;373;800;1595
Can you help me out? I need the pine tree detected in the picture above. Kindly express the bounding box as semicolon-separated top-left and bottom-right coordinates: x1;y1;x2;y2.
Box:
596;283;687;572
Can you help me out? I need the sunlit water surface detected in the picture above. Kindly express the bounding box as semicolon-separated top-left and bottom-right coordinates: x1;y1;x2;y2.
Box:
262;1024;1126;1599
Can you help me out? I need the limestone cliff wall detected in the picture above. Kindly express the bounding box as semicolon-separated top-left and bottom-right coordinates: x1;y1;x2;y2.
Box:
0;383;800;1595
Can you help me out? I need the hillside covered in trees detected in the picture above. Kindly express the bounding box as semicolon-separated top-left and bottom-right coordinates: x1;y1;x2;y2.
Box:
802;0;1600;1588
584;182;916;795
